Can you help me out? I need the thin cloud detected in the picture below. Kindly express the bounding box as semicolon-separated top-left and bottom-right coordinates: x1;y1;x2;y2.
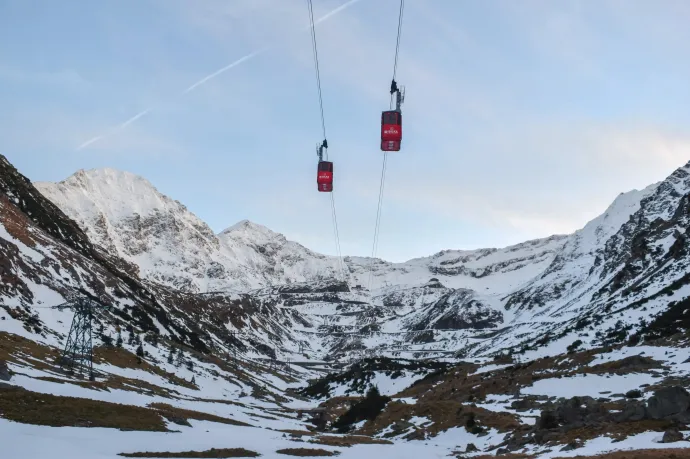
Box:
77;108;153;151
75;0;364;151
182;47;270;94
76;135;106;150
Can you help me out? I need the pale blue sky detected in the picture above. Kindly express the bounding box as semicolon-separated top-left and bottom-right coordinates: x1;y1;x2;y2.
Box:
2;0;690;262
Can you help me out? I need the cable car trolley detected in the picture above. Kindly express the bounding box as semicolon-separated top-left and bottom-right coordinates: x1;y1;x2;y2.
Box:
316;139;333;192
381;80;405;151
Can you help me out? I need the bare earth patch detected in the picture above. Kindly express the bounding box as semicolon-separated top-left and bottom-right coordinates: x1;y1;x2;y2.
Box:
309;434;392;447
0;386;252;431
551;449;690;458
119;448;260;458
149;403;252;428
0;386;168;431
276;448;339;457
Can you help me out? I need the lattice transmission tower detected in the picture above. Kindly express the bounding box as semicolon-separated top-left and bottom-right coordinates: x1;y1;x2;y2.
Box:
52;297;108;380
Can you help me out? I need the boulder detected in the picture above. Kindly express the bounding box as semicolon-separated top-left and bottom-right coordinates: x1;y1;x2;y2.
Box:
647;386;690;420
661;428;684;443
615;401;647;422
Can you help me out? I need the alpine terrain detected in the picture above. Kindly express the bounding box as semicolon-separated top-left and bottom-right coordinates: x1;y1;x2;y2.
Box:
3;153;690;458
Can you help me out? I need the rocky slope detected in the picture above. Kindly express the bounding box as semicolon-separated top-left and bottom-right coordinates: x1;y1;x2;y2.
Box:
34;168;567;298
4;153;690;457
31;161;690;364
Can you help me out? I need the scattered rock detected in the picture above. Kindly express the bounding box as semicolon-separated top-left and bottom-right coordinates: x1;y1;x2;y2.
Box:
393;420;414;431
625;389;642;399
162;415;192;427
647;386;690;420
661;428;684;443
465;443;478;453
404;429;425;441
560;441;581;452
614;400;646;422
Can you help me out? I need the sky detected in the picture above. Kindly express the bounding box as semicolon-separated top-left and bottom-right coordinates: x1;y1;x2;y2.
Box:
2;0;690;262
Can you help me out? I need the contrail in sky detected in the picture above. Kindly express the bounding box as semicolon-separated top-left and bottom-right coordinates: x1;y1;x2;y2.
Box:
182;48;270;94
76;108;152;150
76;0;363;151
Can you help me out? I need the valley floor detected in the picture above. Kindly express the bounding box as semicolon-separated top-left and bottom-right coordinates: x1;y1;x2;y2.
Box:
4;325;690;458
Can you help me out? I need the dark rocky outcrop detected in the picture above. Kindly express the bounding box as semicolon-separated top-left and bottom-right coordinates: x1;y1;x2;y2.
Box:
0;360;11;381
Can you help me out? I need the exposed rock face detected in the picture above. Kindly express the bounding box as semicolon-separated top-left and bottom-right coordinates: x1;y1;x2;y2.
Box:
500;386;690;451
30;160;690;362
35;168;568;299
407;289;503;330
0;154;302;359
646;386;690;421
0;360;11;381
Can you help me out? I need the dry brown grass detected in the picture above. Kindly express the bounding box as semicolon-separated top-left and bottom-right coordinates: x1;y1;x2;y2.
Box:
394;347;667;415
316;396;360;426
36;370;184;400
0;332;62;373
36;375;101;389
358;400;521;437
119;448;260;458
275;448;339;457
471;455;534;459
309;435;392;447
0;386;168;431
587;356;664;375
0;332;195;400
94;346;196;390
279;429;318;437
560;420;676;444
552;449;690;459
149;403;252;427
0;196;38;247
0;384;255;432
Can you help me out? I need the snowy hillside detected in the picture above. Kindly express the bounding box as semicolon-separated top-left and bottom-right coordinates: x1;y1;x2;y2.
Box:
33;169;338;293
32;162;690;362
6;153;690;457
35;168;568;298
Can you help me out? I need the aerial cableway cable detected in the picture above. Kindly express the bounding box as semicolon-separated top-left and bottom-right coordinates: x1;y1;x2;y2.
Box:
307;0;346;281
367;0;405;296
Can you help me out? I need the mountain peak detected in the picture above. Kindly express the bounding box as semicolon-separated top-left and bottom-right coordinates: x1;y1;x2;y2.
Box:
35;168;177;222
221;219;274;235
219;219;286;246
66;167;151;188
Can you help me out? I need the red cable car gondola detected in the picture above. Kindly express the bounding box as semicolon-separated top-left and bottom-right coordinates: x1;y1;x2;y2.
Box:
317;160;333;192
381;110;402;151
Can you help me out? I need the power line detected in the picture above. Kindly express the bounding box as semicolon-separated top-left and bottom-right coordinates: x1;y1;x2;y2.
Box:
306;0;346;281
307;0;327;142
367;152;388;292
392;0;405;83
330;192;346;280
367;0;405;294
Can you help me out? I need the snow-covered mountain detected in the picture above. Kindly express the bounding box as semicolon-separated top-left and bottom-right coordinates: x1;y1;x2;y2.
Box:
6;153;690;457
35;168;568;299
32;162;690;359
36;165;690;360
34;169;343;293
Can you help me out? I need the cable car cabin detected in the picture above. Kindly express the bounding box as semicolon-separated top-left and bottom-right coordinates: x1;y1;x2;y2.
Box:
381;110;402;151
317;161;333;192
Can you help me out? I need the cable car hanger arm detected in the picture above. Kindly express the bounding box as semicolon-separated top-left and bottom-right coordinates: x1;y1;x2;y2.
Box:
316;138;328;162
